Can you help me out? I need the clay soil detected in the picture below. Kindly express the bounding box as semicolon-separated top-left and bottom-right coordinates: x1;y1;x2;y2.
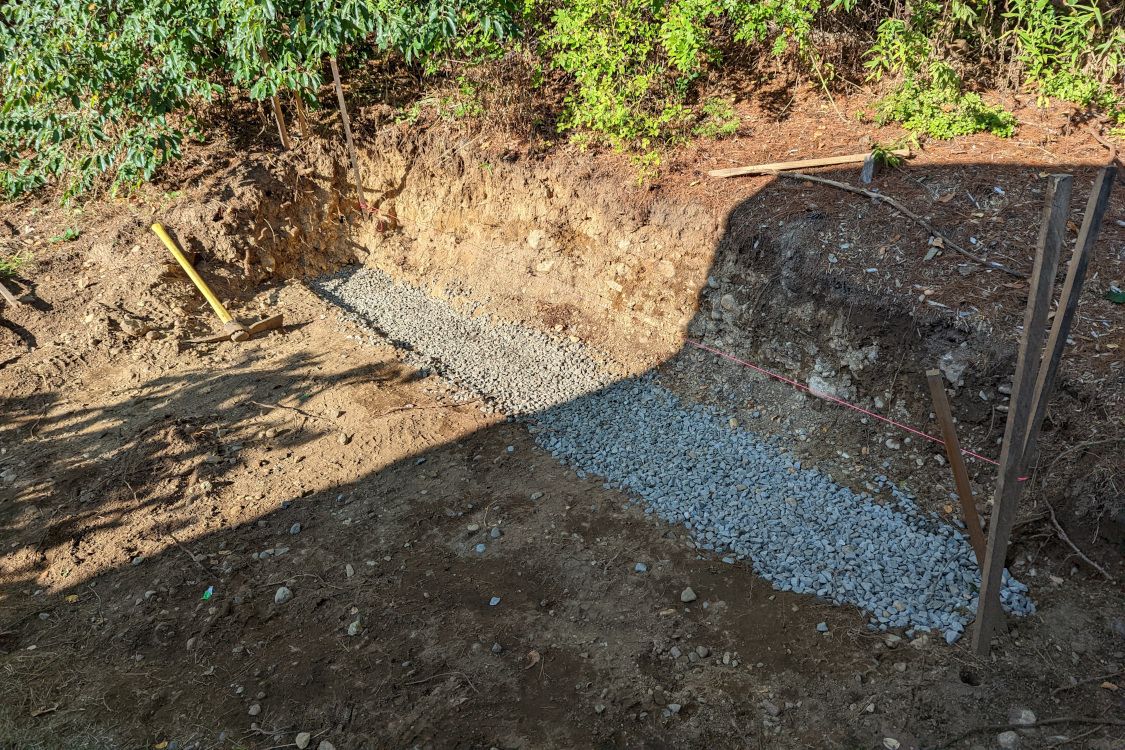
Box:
1;89;1123;750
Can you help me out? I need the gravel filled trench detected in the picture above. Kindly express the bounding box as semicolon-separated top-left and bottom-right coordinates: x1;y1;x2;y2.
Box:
315;268;1033;642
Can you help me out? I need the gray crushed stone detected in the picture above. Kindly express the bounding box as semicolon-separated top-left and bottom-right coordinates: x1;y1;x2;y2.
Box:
314;268;1034;641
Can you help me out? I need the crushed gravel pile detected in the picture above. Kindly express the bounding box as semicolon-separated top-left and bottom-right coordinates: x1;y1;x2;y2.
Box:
316;268;1034;641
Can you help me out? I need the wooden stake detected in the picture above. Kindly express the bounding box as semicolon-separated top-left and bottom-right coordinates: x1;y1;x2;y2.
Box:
925;369;986;568
271;95;292;150
293;94;312;140
329;56;366;212
708;149;910;178
971;174;1070;657
1021;167;1116;469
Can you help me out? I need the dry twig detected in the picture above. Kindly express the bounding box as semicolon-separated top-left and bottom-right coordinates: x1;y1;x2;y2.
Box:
1045;499;1116;581
934;716;1125;749
1052;670;1123;696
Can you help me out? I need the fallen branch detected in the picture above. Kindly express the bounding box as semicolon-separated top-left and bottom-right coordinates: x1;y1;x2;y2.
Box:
1087;126;1121;167
0;279;22;306
772;171;1027;278
1045;499;1116;582
708;149;910;178
934;716;1125;749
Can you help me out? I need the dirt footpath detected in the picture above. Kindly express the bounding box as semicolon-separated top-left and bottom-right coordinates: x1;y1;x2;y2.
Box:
0;269;1121;750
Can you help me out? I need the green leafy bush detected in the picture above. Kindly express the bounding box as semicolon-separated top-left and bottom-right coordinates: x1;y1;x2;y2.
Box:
0;0;517;200
694;97;740;138
876;64;1017;139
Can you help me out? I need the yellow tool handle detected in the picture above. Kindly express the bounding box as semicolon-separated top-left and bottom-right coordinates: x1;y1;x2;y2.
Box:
150;223;233;325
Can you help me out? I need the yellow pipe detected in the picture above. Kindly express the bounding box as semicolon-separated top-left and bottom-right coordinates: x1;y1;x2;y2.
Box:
150;223;233;325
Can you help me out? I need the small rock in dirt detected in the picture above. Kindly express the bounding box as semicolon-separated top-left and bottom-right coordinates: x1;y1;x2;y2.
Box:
885;438;901;450
474;543;487;554
893;662;907;672
274;586;293;605
666;703;682;715
489;596;501;606
467;523;481;532
761;700;782;717
337;433;351;445
594;704;606;714
817;622;829;633
317;742;336;750
669;646;682;659
345;564;354;578
491;642;503;654
1008;708;1036;727
634;562;648;573
289;523;302;535
680;587;697;603
347;619;361;637
696;646;710;658
131;555;145;566
884;634;902;648
489;527;502;539
883;739;901;750
248;704;261;716
294;733;311;750
530;492;544;501
996;731;1020;749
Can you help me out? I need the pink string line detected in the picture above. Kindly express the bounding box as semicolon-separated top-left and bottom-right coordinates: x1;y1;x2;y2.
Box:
686;339;1004;468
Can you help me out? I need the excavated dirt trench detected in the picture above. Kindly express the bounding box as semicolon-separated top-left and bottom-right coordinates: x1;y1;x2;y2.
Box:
3;118;1124;750
224;127;1121;539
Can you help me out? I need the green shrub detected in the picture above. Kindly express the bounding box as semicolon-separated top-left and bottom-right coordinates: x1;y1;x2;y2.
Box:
694;97;740;138
876;64;1017;139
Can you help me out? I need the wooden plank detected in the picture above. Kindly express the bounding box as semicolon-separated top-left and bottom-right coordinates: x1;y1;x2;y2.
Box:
271;95;292;150
1022;167;1116;468
926;369;986;568
708;149;910;178
330;56;366;212
971;174;1071;657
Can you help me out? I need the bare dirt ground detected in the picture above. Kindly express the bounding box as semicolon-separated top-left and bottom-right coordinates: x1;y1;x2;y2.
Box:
1;91;1123;750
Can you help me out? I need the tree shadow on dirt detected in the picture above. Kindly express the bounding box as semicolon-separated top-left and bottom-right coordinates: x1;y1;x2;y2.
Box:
0;160;1122;750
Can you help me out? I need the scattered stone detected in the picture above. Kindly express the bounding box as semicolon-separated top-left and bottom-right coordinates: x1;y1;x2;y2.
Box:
680;587;697;603
489;596;501;606
295;734;311;750
530;492;544;501
817;622;829;633
131;555;145;566
997;731;1020;749
491;642;503;654
318;742;336;750
345;564;354;578
467;523;481;532
696;645;710;658
1008;708;1036;727
474;543;487;554
490;527;502;539
594;704;606;714
274;586;293;605
761;700;782;717
347;619;362;637
289;522;302;535
248;704;261;716
337;433;351;445
634;562;648;573
666;703;682;715
669;646;682;659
